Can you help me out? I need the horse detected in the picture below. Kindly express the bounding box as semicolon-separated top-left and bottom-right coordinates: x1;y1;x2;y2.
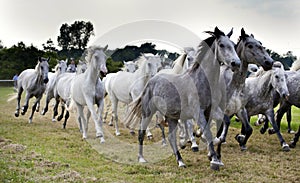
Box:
70;45;108;143
105;54;162;136
123;61;138;73
14;57;50;123
52;60;87;128
211;28;274;156
257;59;300;148
41;59;68;120
124;27;241;170
243;62;290;150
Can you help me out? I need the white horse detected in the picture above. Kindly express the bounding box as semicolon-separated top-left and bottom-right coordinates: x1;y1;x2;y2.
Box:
52;61;87;128
122;61;138;73
105;54;162;136
71;45;108;143
41;59;68;120
15;57;50;123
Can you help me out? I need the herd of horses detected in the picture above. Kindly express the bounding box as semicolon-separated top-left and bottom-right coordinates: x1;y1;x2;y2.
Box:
13;27;300;171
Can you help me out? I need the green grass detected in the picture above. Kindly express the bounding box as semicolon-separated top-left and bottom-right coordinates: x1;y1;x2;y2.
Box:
0;87;299;182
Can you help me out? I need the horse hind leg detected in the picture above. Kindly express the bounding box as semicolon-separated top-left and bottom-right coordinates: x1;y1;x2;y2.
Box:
62;111;69;129
29;97;41;123
289;125;300;148
21;92;31;115
15;88;23;117
286;107;295;134
235;108;253;151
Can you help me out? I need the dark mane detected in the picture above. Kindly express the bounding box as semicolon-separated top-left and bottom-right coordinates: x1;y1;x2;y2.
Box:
190;36;216;72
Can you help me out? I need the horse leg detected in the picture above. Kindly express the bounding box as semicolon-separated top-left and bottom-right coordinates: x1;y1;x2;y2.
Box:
196;109;223;170
260;118;269;134
15;87;23;117
235;108;253;151
167;118;186;168
289;125;300;148
62;110;69;129
215;115;231;160
52;98;60;122
157;123;167;146
186;119;198;152
21;92;30;115
146;128;153;140
265;109;290;151
29;97;41;123
110;96;120;136
286;107;294;134
57;102;65;121
254;114;267;126
75;103;87;139
178;120;189;149
41;93;51;115
138;115;153;163
271;101;290;134
86;100;105;143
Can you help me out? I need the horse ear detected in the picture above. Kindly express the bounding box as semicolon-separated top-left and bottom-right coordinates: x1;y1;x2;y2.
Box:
227;28;233;38
123;61;127;65
250;34;255;38
241;28;247;39
103;45;108;51
38;57;42;62
47;57;50;62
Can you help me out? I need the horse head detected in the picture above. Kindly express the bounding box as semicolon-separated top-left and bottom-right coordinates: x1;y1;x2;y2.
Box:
124;61;138;73
236;28;273;71
38;57;50;84
205;27;241;69
144;55;162;77
271;61;289;99
57;59;68;74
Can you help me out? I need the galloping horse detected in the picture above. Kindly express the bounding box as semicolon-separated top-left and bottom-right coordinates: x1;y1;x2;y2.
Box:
41;59;68;120
125;27;241;170
105;54;162;136
15;57;50;123
71;46;108;143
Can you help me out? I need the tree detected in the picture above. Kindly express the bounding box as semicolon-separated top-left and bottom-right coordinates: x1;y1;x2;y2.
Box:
57;21;94;51
42;38;57;52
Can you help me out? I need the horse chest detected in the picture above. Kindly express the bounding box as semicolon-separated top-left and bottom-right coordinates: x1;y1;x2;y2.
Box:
226;91;244;115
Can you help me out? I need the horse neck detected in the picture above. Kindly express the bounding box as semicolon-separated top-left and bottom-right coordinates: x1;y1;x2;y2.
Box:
252;71;273;97
84;64;99;83
134;61;151;83
34;64;44;84
172;54;187;74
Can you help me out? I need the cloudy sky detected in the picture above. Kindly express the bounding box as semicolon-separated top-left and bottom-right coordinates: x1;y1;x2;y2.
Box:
0;0;299;57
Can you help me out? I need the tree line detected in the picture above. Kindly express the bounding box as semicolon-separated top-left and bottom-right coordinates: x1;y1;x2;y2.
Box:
0;20;297;79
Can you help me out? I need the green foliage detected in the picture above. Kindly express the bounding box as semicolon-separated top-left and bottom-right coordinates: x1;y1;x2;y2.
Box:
57;21;94;51
106;57;123;73
267;49;297;69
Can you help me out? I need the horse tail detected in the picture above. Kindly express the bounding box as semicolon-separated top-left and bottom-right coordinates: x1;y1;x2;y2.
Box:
124;96;143;130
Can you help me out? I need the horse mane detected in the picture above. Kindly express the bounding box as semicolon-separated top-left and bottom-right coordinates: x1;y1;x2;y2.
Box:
84;46;107;63
190;36;217;72
290;59;300;71
35;61;41;73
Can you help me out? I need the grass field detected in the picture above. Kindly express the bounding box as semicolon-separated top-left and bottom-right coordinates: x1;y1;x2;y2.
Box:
0;87;299;182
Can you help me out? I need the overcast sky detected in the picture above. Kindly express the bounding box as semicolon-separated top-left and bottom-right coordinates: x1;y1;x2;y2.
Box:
0;0;299;57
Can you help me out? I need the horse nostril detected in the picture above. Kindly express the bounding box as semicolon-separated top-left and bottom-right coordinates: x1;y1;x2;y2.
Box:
231;62;236;67
265;60;272;66
44;78;49;84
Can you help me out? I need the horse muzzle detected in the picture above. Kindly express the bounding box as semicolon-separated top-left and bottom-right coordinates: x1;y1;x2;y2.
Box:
44;78;49;84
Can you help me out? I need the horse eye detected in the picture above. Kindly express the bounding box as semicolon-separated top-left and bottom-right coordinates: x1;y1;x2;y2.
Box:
275;75;279;79
220;44;225;48
41;66;44;70
248;45;253;49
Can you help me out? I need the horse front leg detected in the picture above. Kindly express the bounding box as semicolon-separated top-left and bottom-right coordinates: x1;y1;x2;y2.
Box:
57;102;65;121
265;109;290;151
235;108;253;151
15;88;23;117
52;98;60;122
75;103;87;139
272;101;290;134
21;92;30;115
86;100;105;143
289;125;300;148
215;115;231;160
110;96;120;136
286;107;294;134
29;97;42;123
41;93;51;115
197;109;223;170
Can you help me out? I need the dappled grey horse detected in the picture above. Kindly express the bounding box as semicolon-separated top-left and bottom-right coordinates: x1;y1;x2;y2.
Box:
15;57;50;123
244;62;290;151
41;59;68;120
212;28;274;156
125;27;241;170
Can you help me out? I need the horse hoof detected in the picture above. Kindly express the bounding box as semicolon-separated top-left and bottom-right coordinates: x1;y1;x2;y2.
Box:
162;142;167;147
15;112;19;117
289;141;296;148
288;130;295;134
240;145;247;151
108;122;113;126
268;128;276;135
195;129;202;137
21;111;25;115
213;137;221;145
52;118;56;122
115;132;121;136
147;135;153;140
138;156;147;163
235;134;245;144
191;146;199;152
178;160;186;168
57;116;63;121
99;137;105;143
28;119;32;124
130;131;135;136
282;143;290;152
